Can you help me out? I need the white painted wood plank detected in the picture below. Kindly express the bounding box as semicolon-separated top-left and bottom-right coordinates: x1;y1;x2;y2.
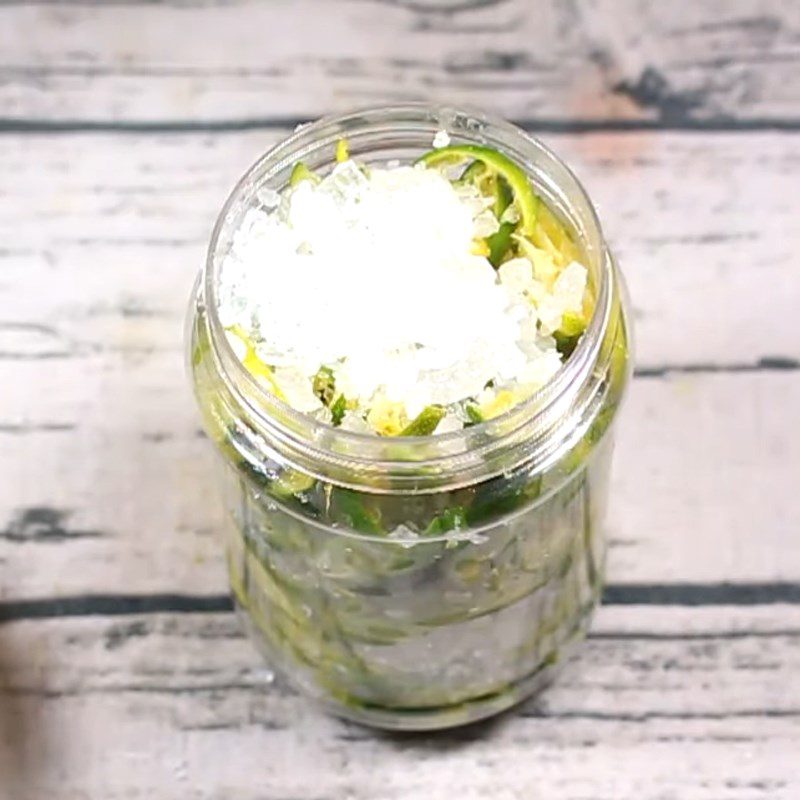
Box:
1;606;799;799
2;362;798;598
0;131;797;367
0;130;799;598
1;1;799;124
0;3;796;793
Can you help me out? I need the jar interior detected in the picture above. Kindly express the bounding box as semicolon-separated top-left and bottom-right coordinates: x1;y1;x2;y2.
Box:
187;105;631;729
199;105;619;492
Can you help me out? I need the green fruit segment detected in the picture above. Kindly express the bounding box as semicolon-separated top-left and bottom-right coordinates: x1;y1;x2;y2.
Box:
487;221;515;267
401;405;446;436
417;144;539;235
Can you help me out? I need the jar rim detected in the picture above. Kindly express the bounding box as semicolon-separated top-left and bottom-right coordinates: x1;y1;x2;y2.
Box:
200;103;617;490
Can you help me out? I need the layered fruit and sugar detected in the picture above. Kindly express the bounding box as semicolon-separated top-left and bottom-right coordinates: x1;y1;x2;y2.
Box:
189;125;629;730
216;136;593;435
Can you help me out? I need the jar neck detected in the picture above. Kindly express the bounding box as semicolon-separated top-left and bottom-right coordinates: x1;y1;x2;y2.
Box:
200;104;622;493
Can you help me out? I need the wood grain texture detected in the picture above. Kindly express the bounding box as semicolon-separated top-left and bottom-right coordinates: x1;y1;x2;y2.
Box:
1;2;800;793
2;606;799;799
3;365;799;600
1;0;799;126
0;130;798;600
0;130;798;367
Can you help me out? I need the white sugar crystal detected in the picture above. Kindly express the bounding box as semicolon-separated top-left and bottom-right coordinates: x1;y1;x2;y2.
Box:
436;413;464;434
500;205;520;224
524;278;549;306
536;296;564;335
519;350;562;389
256;187;281;209
517;312;543;358
537;262;588;334
455;183;494;217
432;129;451;148
554;261;588;311
311;405;333;425
339;411;373;434
321;160;369;204
498;258;534;295
476;386;495;407
272;367;323;413
216;155;589;426
473;209;500;238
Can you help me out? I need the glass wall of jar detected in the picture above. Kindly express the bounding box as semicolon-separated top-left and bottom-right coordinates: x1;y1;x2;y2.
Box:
187;105;632;730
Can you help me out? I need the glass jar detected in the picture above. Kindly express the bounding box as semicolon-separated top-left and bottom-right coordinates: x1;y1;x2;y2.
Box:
187;104;631;730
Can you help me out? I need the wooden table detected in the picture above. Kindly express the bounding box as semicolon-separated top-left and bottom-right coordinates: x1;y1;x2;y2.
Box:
2;2;799;798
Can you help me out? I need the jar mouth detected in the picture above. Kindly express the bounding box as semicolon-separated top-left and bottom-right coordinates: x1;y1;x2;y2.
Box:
201;103;616;489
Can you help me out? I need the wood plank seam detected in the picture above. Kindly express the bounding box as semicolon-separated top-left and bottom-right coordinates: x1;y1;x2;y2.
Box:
3;117;800;135
2;582;800;623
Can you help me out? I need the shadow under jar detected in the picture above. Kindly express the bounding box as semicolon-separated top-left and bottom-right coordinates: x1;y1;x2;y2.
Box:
187;104;632;731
